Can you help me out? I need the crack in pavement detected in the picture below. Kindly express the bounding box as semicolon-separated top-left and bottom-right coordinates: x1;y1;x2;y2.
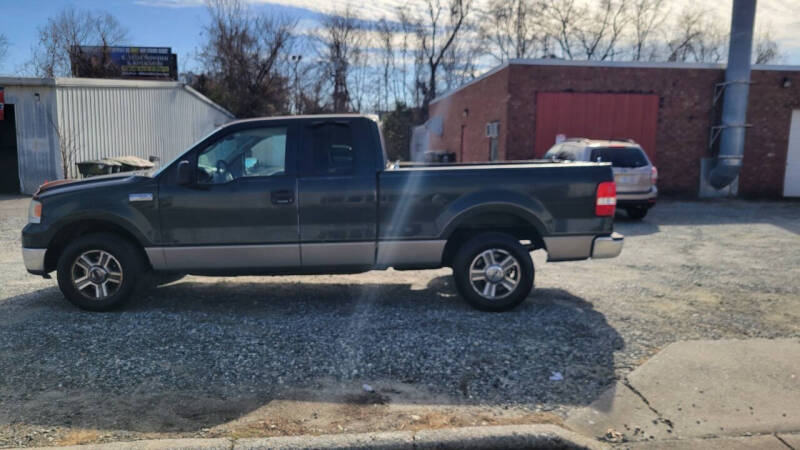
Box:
776;433;797;450
623;378;674;430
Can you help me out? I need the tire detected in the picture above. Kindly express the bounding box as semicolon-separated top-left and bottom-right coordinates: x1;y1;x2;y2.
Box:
56;232;144;311
626;206;648;220
452;232;534;312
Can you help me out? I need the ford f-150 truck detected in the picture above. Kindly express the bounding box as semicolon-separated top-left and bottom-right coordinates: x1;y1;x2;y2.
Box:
22;114;623;312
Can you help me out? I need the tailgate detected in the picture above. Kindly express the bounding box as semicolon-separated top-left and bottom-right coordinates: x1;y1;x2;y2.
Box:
613;166;651;193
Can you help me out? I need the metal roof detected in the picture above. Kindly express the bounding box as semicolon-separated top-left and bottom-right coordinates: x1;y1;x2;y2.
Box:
0;76;234;118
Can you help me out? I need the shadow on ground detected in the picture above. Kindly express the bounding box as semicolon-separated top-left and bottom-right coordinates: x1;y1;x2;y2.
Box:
0;276;623;435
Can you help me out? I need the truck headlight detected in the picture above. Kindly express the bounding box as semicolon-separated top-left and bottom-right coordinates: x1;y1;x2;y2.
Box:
28;200;42;224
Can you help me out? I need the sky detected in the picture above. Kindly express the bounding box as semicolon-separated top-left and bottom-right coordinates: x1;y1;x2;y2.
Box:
1;0;799;77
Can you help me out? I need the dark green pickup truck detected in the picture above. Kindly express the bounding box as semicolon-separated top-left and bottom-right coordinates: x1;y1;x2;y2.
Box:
22;114;623;312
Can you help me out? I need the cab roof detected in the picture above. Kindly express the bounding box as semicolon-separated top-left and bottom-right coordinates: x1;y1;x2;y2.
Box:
226;114;379;126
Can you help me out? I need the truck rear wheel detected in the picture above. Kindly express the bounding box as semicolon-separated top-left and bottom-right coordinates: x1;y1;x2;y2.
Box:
452;232;534;312
56;233;143;311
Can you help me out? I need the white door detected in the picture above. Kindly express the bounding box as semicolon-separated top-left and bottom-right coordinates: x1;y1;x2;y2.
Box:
785;110;800;197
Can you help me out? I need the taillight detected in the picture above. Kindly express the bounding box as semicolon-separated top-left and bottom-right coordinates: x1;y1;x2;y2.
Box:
651;166;658;185
596;181;617;216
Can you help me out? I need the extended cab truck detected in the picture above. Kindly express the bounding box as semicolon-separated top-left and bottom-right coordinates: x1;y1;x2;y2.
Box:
22;115;623;312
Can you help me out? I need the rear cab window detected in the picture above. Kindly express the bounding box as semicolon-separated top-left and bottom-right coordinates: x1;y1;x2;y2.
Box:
308;123;356;175
590;147;649;168
299;118;378;177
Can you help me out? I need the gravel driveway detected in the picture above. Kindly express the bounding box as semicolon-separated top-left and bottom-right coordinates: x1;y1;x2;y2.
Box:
1;195;798;447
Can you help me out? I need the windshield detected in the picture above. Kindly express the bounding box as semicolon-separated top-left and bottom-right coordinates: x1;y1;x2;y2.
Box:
590;147;649;168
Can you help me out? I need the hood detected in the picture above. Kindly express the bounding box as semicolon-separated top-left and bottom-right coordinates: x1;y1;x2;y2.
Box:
35;172;152;198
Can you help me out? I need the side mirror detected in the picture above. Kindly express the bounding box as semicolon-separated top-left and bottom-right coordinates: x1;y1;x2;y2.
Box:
177;160;193;186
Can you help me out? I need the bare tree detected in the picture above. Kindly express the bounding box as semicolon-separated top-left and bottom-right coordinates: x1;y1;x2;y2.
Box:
30;6;128;77
664;7;726;63
376;18;396;111
543;0;582;59
197;0;296;117
628;0;668;61
348;40;373;113
480;0;547;62
317;8;365;112
0;34;8;68
57;127;81;179
396;9;418;107
574;0;628;60
43;110;81;179
753;29;781;64
411;0;472;116
295;60;331;114
442;27;483;90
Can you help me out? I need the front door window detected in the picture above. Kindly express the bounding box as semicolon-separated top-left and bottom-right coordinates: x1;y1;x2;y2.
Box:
197;127;288;184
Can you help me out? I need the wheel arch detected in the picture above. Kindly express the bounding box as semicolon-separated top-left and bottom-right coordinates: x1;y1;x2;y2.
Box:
44;219;150;273
439;202;549;267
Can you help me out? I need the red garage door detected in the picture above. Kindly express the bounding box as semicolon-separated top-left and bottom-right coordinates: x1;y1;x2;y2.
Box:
534;93;659;163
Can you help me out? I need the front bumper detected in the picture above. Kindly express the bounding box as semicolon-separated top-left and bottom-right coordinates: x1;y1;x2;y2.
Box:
22;248;47;275
592;232;624;259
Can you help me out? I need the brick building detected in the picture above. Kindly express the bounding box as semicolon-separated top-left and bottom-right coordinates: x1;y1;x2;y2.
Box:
427;59;800;197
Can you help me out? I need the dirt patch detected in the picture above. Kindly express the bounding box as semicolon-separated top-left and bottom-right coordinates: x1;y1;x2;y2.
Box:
215;381;562;439
0;381;561;447
54;430;100;447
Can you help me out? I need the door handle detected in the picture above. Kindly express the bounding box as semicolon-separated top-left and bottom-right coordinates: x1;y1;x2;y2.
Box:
271;189;294;205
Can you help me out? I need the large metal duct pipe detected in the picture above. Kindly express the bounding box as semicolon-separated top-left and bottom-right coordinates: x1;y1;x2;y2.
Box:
709;0;757;189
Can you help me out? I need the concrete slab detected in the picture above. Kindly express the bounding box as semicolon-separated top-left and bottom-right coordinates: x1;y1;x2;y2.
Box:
235;430;414;449
234;425;607;450
627;339;800;439
621;434;789;449
413;424;606;449
777;432;800;448
565;382;672;442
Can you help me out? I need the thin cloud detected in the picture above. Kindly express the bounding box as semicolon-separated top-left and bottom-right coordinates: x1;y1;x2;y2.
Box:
134;0;205;7
137;0;800;63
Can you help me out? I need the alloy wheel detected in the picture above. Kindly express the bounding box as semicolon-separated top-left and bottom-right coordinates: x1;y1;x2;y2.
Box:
70;250;124;300
468;248;520;300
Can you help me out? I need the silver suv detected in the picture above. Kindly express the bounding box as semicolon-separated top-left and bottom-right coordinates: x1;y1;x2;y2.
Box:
544;138;657;219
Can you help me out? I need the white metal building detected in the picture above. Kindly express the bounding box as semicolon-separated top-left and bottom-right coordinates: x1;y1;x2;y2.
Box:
0;77;234;194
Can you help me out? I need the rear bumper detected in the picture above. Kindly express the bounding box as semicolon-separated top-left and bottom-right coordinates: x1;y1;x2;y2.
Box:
592;232;624;259
617;187;657;208
22;248;47;275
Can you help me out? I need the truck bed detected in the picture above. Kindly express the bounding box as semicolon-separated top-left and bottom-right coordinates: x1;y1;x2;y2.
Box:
378;160;615;241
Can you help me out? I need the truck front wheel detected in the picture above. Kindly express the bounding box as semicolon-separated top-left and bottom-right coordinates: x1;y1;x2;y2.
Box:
452;232;534;312
56;233;143;311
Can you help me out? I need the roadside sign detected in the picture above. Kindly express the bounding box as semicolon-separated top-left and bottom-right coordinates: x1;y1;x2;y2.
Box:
71;46;178;80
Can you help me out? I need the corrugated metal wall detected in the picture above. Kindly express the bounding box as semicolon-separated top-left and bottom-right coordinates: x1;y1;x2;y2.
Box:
4;85;62;195
56;83;233;179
